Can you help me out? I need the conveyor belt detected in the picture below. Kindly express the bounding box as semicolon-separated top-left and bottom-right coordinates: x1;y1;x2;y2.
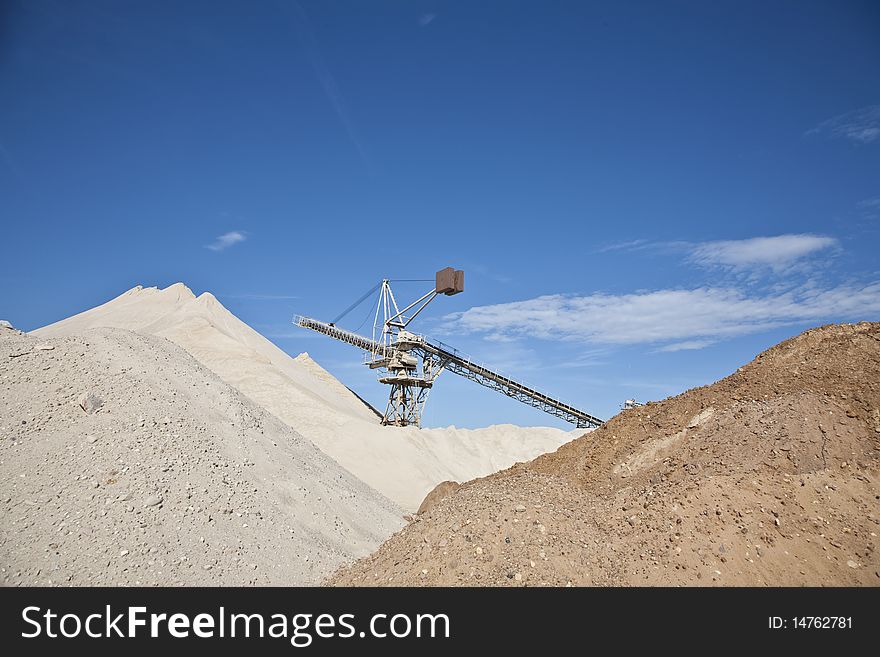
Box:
293;315;603;429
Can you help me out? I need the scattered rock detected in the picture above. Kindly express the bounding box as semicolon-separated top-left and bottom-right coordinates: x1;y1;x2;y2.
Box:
687;407;715;429
144;494;162;507
33;344;54;351
332;322;880;588
78;392;103;414
417;480;461;515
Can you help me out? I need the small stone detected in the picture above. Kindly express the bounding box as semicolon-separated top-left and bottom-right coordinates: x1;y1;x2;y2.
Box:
847;560;859;569
514;572;522;581
515;504;527;512
87;436;98;444
475;547;483;555
144;494;162;507
203;564;213;570
78;393;103;414
119;549;129;557
33;344;54;351
687;408;714;429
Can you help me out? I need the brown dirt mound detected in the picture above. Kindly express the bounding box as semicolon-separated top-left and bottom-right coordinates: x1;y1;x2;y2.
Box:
330;322;880;586
418;481;461;515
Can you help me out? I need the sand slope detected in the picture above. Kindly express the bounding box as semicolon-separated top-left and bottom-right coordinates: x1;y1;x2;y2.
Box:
331;322;880;586
34;284;577;510
0;326;403;586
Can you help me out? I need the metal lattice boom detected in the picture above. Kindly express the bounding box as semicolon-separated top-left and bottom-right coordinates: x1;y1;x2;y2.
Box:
293;314;603;429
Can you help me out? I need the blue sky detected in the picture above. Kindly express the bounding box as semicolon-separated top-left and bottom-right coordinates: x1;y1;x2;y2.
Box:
1;1;878;428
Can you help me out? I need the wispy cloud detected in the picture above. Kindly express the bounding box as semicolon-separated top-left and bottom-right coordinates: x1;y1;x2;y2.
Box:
443;282;880;350
205;230;247;252
807;104;880;144
595;234;838;275
419;13;437;26
655;339;716;353
688;234;838;273
462;340;543;377
284;1;373;172
595;239;651;253
556;348;610;369
858;197;880;220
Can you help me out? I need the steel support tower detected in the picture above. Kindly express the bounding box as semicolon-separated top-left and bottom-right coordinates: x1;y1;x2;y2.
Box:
294;268;603;429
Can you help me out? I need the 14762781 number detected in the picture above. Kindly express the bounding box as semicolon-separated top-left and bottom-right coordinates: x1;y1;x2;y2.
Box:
768;617;852;629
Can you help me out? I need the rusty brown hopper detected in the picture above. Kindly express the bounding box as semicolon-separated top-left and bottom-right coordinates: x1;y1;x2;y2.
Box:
436;267;464;296
436;267;454;294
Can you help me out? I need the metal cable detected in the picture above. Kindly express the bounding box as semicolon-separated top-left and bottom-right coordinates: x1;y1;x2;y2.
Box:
330;281;381;325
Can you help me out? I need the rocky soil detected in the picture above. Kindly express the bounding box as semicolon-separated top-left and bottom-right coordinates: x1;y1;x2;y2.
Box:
33;283;577;511
331;322;880;586
0;325;404;586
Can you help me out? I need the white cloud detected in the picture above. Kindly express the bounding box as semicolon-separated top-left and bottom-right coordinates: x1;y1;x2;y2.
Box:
595;239;651;253
858;197;880;219
206;231;247;252
419;13;436;26
444;282;880;349
688;234;838;272
655;339;716;352
808;105;880;144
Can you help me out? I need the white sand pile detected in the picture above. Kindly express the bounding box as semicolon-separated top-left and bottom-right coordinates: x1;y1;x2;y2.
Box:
0;327;404;586
34;283;578;510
